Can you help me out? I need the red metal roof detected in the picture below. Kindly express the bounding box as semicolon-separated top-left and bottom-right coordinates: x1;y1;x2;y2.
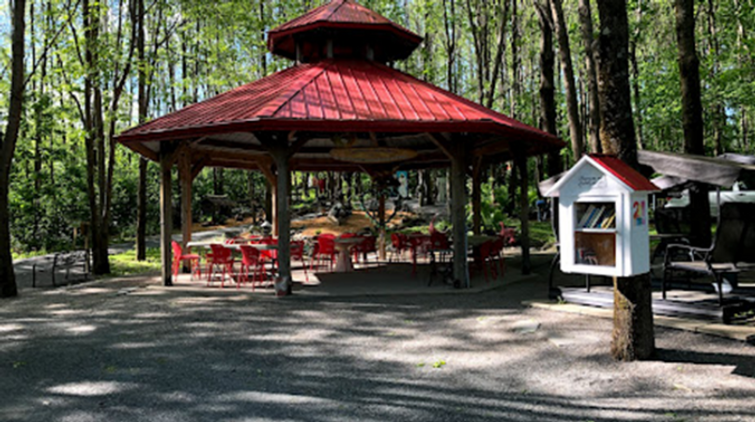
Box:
267;0;422;62
589;154;659;191
117;59;562;148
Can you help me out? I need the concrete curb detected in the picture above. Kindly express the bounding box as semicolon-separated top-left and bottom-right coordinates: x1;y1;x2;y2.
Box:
523;300;755;344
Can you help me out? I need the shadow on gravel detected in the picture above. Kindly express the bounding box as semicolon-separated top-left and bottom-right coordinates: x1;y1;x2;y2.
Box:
655;347;755;379
2;257;755;421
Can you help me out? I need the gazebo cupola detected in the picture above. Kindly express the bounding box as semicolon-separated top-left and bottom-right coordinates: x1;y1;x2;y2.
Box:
267;0;423;63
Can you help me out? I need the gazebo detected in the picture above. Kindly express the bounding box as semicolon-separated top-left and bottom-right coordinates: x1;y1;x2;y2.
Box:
116;0;564;292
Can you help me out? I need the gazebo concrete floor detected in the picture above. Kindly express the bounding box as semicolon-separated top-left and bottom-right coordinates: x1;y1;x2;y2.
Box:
168;257;533;298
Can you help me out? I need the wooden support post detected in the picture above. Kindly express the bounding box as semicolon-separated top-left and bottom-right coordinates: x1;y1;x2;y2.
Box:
450;142;469;287
271;148;291;290
179;152;193;272
260;134;300;296
514;151;531;275
271;184;279;237
472;157;484;235
259;159;278;236
378;189;387;261
159;151;173;286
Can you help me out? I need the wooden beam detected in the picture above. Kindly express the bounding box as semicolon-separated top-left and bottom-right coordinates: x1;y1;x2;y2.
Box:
257;157;276;186
125;142;159;161
192;145;265;161
287;135;312;157
190;157;209;181
190;136;209;146
426;133;455;160
472;138;511;157
159;151;173;286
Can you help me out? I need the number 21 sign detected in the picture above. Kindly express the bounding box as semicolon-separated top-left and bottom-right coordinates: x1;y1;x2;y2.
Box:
633;200;646;226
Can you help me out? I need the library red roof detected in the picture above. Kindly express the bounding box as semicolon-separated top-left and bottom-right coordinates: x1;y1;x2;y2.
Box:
589;154;659;191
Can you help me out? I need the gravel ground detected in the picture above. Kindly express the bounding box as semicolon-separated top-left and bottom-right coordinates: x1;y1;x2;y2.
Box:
1;257;754;422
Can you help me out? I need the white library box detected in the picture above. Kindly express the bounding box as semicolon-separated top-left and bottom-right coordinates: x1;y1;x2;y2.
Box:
546;155;659;277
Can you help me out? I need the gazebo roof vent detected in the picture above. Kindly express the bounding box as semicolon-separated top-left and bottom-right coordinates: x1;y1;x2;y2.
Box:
267;0;423;63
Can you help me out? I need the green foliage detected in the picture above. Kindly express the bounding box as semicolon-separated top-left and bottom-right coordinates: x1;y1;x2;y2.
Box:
4;0;755;260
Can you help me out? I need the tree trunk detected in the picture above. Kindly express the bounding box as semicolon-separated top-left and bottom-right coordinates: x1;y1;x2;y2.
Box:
535;1;561;177
596;0;654;361
578;0;601;153
510;0;519;118
550;0;583;159
706;0;723;156
0;0;26;298
515;153;530;274
135;0;147;261
675;0;712;247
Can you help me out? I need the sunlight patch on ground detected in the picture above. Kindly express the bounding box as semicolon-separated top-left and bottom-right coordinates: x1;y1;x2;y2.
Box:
218;391;336;405
47;381;138;396
0;323;25;333
66;324;97;334
109;342;158;350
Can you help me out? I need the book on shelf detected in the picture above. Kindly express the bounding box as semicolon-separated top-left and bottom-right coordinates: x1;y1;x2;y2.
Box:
589;206;606;228
578;205;596;228
577;247;599;265
601;212;616;229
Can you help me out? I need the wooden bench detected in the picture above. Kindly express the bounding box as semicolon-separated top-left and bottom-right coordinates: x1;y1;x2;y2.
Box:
663;203;755;304
32;250;91;288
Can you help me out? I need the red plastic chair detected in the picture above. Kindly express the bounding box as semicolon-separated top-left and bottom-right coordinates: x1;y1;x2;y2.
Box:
239;245;265;290
477;241;496;283
208;244;235;288
259;237;278;261
499;222;517;246
311;234;336;272
429;231;450;249
428;231;452;267
290;240;308;282
354;235;377;266
408;232;431;276
390;233;408;262
171;241;202;280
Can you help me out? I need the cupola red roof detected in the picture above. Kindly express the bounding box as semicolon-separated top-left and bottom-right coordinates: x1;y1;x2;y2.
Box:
268;0;422;63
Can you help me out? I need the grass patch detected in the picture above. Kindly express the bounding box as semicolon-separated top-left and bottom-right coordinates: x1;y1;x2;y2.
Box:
12;249;53;261
107;247;162;278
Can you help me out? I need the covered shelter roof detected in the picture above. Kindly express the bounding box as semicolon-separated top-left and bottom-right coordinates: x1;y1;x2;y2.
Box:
117;59;562;172
637;150;755;189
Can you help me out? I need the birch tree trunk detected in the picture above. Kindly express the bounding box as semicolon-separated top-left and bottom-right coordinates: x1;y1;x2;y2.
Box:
550;0;583;160
535;1;560;176
578;0;601;153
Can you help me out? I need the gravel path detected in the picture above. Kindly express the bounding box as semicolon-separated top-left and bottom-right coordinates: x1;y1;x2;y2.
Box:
1;260;754;422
